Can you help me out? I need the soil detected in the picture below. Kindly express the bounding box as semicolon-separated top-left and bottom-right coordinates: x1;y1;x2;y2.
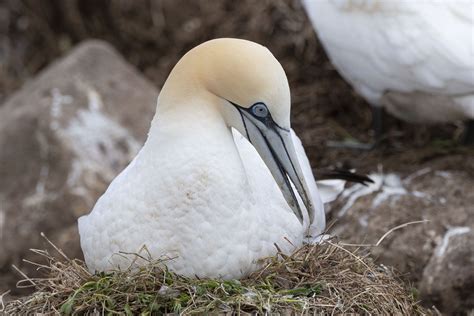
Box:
2;0;473;172
1;0;473;310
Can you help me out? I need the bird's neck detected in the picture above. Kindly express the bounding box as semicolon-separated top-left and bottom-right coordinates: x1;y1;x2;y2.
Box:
148;90;229;148
140;92;249;204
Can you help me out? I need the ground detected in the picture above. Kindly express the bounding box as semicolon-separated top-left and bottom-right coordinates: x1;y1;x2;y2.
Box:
2;0;473;172
1;0;473;312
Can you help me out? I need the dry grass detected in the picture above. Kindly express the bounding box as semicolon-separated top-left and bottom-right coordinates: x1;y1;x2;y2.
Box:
3;237;429;315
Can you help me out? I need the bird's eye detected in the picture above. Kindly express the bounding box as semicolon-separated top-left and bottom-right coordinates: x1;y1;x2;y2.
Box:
251;103;269;118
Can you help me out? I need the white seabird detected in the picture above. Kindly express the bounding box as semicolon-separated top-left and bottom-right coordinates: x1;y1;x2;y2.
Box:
79;38;327;279
302;0;474;143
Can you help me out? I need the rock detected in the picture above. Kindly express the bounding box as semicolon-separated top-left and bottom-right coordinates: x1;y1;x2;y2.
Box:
328;168;474;314
0;40;158;294
419;227;474;314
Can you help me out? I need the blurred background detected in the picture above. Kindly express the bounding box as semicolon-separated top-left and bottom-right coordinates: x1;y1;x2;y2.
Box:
1;0;473;314
4;0;471;155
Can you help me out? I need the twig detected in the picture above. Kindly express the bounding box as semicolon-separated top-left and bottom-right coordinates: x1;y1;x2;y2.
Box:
326;241;372;271
40;232;70;261
340;220;430;247
376;220;429;246
12;265;36;287
0;290;11;312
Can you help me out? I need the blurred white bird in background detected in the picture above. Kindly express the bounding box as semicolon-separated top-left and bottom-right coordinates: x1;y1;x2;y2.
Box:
79;38;343;279
303;0;474;147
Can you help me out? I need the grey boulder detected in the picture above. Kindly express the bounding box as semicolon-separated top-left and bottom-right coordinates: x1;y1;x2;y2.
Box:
0;40;158;294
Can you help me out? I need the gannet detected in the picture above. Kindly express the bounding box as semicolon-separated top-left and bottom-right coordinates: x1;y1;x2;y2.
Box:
302;0;474;144
79;38;327;279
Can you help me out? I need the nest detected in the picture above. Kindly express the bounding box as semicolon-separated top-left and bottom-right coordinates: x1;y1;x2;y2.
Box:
3;236;429;315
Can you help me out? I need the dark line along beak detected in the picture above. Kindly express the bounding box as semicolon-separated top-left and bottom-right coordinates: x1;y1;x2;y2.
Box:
232;102;315;224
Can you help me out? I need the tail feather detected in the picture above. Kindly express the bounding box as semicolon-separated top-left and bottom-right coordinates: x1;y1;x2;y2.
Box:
314;169;374;186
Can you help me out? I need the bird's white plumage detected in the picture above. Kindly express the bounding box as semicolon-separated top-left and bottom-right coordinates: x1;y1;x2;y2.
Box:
303;0;474;123
79;38;328;279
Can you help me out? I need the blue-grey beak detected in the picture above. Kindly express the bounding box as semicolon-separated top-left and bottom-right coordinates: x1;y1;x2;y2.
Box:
230;101;315;224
